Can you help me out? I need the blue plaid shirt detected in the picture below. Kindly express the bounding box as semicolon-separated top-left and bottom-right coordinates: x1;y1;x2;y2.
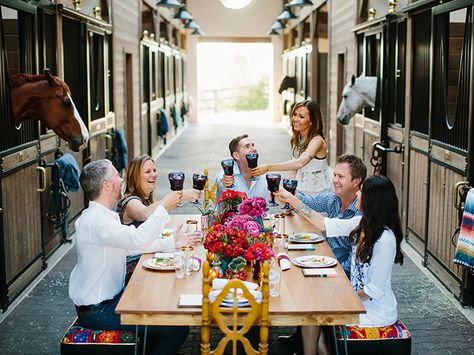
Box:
297;192;360;277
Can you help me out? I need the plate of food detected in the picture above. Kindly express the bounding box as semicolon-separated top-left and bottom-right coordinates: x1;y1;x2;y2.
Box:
142;257;176;271
291;255;337;268
208;289;262;307
289;233;324;243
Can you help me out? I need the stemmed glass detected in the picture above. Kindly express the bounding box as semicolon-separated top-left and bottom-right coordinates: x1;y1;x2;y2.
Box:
192;173;208;204
282;179;298;212
168;172;185;207
246;153;259;181
221;159;235;188
266;173;281;207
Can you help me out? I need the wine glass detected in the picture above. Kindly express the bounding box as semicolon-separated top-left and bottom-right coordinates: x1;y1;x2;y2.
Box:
192;173;208;204
266;173;281;207
246;153;259;181
221;159;235;188
282;179;298;212
168;172;185;207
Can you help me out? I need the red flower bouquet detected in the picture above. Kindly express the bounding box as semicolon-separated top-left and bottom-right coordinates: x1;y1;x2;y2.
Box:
243;242;274;262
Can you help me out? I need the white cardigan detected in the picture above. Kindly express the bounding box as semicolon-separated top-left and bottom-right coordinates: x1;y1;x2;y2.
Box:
324;216;398;327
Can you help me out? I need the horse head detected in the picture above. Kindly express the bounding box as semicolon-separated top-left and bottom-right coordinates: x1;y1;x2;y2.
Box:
9;69;89;151
336;75;377;125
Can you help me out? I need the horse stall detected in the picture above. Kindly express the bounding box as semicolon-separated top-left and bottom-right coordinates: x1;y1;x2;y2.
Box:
329;0;473;305
0;0;91;310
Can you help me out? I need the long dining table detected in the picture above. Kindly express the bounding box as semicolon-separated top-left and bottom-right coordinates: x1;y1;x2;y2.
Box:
116;213;365;329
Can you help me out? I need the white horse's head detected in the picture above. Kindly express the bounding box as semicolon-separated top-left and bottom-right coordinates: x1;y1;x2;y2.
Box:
337;75;378;125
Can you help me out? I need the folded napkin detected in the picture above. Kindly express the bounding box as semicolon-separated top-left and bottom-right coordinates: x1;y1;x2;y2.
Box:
288;244;315;251
302;268;338;277
154;252;175;258
277;253;291;271
212;278;258;290
454;189;474;272
178;294;202;307
190;256;202;272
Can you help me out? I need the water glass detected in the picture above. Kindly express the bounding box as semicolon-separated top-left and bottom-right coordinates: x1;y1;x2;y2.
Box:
181;245;195;275
274;214;285;235
174;252;186;279
269;268;281;297
185;219;198;234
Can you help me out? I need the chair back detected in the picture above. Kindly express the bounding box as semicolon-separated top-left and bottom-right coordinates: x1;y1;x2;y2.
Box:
201;261;269;355
203;168;217;208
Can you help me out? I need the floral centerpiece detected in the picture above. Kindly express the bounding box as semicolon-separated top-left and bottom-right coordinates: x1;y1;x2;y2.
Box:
204;195;273;281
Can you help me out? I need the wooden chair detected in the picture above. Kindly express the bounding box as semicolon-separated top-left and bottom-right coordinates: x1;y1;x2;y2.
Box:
201;261;270;355
203;168;217;208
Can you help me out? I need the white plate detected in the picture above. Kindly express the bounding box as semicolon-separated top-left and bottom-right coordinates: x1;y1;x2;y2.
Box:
289;233;324;243
142;258;176;271
292;255;337;268
208;289;262;307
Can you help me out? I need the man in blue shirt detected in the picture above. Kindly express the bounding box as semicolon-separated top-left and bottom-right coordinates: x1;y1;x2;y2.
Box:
216;134;268;200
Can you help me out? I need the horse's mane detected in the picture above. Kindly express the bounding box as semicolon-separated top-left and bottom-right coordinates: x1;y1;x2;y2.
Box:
9;73;63;88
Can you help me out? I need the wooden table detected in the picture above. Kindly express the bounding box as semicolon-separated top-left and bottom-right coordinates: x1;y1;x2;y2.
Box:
116;214;365;327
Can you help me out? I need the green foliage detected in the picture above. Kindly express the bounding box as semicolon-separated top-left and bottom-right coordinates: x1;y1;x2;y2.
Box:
233;78;269;112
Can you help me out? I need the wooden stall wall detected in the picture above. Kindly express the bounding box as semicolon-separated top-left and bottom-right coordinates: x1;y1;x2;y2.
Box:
328;0;357;165
112;0;141;159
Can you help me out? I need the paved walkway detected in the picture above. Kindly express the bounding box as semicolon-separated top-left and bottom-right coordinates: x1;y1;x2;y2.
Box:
0;114;473;354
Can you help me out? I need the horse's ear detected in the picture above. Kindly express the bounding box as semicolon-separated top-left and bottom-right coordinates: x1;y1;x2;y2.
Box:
351;75;356;86
43;68;55;86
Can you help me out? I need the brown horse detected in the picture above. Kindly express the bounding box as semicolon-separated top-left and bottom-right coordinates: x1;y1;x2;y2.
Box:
9;69;89;151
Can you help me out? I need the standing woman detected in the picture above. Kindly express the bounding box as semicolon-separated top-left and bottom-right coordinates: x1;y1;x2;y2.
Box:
116;155;199;281
275;175;404;354
251;99;332;194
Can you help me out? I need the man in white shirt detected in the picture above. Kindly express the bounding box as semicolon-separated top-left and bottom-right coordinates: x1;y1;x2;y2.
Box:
216;134;268;200
69;159;189;355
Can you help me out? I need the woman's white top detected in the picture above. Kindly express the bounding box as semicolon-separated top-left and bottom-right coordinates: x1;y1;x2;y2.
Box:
296;156;333;195
324;216;398;327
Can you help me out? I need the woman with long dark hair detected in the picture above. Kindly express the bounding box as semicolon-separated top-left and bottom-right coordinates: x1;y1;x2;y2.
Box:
275;175;403;354
251;100;332;194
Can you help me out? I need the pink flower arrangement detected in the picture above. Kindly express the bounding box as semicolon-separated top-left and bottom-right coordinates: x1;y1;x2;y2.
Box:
225;214;261;237
238;197;267;218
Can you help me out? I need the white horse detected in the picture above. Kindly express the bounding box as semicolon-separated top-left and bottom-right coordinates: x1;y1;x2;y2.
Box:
336;75;378;125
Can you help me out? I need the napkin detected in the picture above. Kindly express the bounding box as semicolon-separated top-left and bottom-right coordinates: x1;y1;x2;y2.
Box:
154;252;175;258
277;253;291;271
212;278;258;290
178;294;202;307
190;256;202;272
302;268;338;277
288;244;315;251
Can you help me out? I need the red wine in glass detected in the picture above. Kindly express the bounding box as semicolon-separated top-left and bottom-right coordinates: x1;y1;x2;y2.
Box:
168;172;185;207
192;173;208;204
266;173;281;207
246;153;259;181
282;179;298;210
221;159;235;188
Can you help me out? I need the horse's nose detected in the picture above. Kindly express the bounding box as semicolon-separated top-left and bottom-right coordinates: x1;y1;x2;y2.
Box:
69;135;88;152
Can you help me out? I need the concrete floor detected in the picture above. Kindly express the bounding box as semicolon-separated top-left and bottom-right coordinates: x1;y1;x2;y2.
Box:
0;113;473;354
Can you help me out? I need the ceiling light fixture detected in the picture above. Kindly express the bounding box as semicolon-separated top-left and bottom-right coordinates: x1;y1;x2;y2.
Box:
219;0;252;10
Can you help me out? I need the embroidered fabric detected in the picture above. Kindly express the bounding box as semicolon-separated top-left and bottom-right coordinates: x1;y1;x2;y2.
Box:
295;157;333;194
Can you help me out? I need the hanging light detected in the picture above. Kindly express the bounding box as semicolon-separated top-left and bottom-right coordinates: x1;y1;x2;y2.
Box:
270;20;286;30
173;8;193;21
219;0;252;10
184;20;200;29
267;28;280;36
287;0;313;8
277;6;297;21
156;0;183;8
192;28;204;35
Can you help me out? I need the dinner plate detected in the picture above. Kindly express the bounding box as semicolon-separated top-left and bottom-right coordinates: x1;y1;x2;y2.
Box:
289;232;324;243
208;289;262;307
291;255;337;268
142;257;176;271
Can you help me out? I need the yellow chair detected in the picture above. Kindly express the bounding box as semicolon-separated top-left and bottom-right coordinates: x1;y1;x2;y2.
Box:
203;168;217;208
201;261;270;355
